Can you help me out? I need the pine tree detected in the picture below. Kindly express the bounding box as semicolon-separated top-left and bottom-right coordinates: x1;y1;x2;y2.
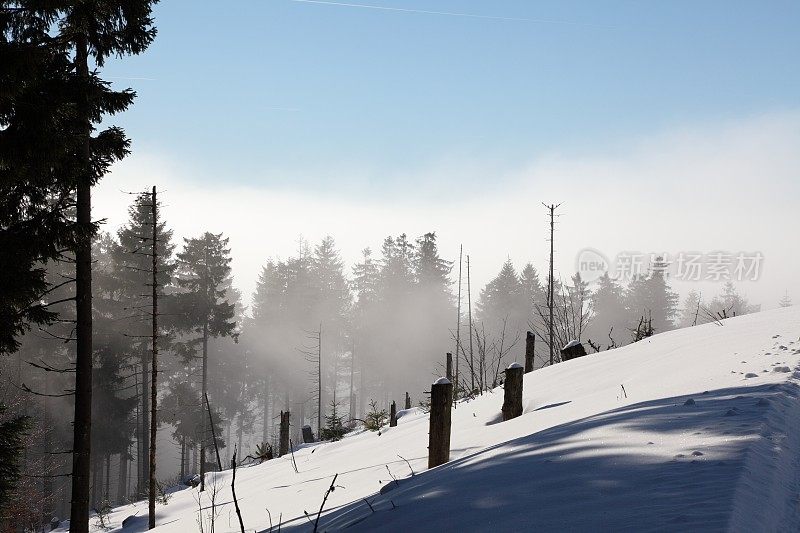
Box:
678;290;702;327
779;291;792;308
708;281;759;318
320;399;347;442
519;263;546;320
174;232;237;492
625;256;678;335
0;404;29;511
476;260;525;337
112;192;175;499
586;272;626;346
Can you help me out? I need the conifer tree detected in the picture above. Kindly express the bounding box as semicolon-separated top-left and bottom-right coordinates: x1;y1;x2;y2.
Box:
174;232;237;492
707;281;759;318
625;257;678;335
586;272;626;346
678;290;702;327
476;260;525;335
113;192;175;498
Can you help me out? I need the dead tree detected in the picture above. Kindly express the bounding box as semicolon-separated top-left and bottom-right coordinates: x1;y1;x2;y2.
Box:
404;392;411;410
389;401;397;427
454;244;463;398
428;378;453;469
542;202;562;365
148;186;158;530
501;363;524;421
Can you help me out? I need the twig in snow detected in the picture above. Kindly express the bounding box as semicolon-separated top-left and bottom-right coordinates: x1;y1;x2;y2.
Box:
289;439;299;473
397;454;415;476
314;473;339;533
362;498;375;513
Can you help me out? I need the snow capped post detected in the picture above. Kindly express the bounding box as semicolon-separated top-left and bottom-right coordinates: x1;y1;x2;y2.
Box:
405;392;411;410
279;411;290;457
502;362;524;421
428;377;453;469
525;331;535;373
390;401;397;427
561;340;587;362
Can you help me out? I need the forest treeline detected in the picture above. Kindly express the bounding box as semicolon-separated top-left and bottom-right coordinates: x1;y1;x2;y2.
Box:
1;193;763;529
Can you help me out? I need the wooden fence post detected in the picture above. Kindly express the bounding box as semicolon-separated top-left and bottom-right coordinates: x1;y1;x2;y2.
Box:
525;331;535;373
446;352;453;382
390;401;397;427
279;411;290;457
302;425;314;444
428;378;453;469
405;392;411;410
502;363;524;421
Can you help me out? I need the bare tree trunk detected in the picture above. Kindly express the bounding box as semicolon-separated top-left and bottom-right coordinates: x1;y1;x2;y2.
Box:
268;376;270;443
467;256;474;392
148;186;159;529
454;244;462;398
140;353;149;497
70;32;93;533
180;437;186;480
349;342;355;423
200;322;208;492
117;452;128;503
317;327;322;439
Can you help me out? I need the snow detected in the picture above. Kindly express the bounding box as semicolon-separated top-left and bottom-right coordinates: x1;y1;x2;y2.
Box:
433;377;451;385
73;306;800;532
506;362;523;370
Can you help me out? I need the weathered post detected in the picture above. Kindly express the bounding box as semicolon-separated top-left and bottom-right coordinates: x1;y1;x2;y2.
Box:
428;378;453;469
446;352;453;382
302;425;314;444
390;401;397;427
502;363;524;421
278;411;290;457
404;392;411;410
525;331;535;373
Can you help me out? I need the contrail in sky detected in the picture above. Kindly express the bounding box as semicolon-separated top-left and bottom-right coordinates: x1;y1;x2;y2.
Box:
288;0;602;26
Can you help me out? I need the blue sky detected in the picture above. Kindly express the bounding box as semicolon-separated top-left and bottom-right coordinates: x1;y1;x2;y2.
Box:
105;0;800;194
98;1;800;308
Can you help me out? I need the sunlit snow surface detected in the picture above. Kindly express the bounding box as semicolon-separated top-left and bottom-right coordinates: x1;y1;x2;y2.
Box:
70;307;800;532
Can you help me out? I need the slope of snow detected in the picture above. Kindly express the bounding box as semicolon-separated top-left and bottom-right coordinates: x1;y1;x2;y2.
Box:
79;306;800;532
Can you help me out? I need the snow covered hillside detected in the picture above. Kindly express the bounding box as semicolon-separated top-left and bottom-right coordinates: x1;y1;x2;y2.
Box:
85;306;800;532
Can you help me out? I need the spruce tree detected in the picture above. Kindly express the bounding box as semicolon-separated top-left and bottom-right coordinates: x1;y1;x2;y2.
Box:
586;272;626;346
0;404;29;512
708;281;759;318
174;232;237;492
1;4;157;528
476;260;524;335
625;257;678;335
113;192;175;499
678;290;702;327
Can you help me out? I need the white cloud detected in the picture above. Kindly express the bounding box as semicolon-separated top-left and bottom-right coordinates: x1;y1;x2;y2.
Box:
95;110;800;311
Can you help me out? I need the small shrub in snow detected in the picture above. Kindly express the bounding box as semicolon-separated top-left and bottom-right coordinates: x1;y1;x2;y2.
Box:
364;400;388;431
321;400;348;441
